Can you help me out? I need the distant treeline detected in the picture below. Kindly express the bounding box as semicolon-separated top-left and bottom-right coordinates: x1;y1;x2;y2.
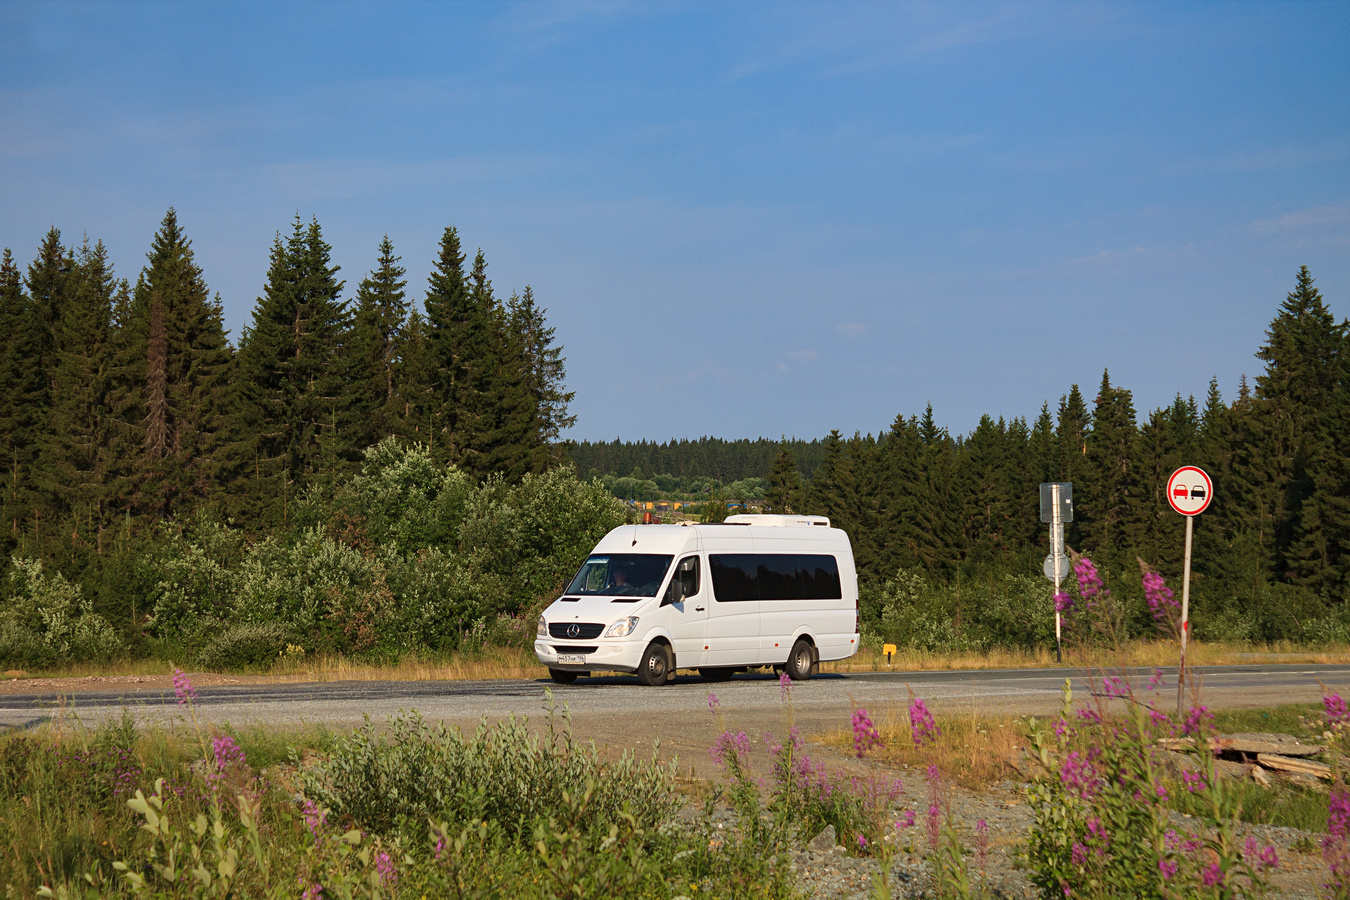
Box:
568;437;825;483
575;269;1350;644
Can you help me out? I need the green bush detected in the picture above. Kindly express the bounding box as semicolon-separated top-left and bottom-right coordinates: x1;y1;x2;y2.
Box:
0;557;124;668
197;622;294;670
300;696;678;843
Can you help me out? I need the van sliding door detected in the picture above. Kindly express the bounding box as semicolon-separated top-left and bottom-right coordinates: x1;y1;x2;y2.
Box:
706;554;760;665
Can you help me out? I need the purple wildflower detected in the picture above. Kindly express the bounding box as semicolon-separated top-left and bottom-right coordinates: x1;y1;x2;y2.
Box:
301;881;323;900
1101;675;1130;698
1142;571;1179;633
908;697;939;747
1158;858;1178;880
1071;842;1087;866
1058;751;1100;799
302;799;328;845
1330;791;1350;840
1182;770;1207;794
1259;844;1279;870
710;730;750;773
897;809;916;829
1075;557;1105;602
1147;708;1169;727
926;803;940;851
1202;862;1224;887
779;672;792;702
1182;706;1212;736
976;818;988;872
1053;718;1071;739
375;851;397;887
1326;692;1349;726
172;668;196;707
1085;817;1110;852
853;707;882;757
1147;668;1166;691
707;692;719;712
1075;707;1102;725
1054;591;1073;614
857;833;868;851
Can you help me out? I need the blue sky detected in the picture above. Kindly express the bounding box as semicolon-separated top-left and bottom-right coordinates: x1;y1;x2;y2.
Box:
2;2;1347;442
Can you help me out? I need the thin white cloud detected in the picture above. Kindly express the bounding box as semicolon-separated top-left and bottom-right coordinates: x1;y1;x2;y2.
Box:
836;322;866;337
1249;201;1350;236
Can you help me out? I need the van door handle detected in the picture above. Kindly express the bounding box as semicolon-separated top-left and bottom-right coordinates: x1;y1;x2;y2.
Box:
694;606;705;611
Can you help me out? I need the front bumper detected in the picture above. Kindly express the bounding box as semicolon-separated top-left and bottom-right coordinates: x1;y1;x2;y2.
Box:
534;639;642;673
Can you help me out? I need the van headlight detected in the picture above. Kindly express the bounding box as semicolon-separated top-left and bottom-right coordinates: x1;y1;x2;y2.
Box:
537;616;547;637
605;616;639;638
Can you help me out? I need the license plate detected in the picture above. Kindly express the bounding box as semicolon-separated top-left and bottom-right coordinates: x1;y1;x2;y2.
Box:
558;654;586;665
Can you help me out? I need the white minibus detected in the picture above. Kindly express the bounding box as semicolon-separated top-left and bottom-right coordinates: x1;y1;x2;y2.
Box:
534;514;860;685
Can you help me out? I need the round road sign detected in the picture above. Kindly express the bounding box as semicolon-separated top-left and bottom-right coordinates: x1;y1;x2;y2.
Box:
1166;466;1213;516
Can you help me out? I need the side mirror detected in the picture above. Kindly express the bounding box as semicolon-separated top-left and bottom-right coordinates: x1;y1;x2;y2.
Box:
670;579;685;604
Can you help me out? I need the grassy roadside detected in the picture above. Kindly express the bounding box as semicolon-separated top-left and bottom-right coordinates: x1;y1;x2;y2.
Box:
5;639;1350;685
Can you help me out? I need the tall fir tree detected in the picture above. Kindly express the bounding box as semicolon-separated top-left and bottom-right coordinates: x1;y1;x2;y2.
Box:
343;235;409;451
39;238;121;551
764;440;803;513
1080;370;1138;565
235;215;348;523
0;249;48;546
508;285;576;449
112;209;239;520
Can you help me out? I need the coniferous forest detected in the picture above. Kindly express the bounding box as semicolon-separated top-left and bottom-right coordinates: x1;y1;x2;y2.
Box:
1;209;1347;667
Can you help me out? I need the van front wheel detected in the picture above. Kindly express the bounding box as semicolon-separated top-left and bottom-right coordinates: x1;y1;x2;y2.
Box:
549;669;578;684
784;639;814;681
637;643;671;686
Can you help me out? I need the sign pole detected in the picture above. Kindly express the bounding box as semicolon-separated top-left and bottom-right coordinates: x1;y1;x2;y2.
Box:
1177;514;1193;718
1052;484;1063;664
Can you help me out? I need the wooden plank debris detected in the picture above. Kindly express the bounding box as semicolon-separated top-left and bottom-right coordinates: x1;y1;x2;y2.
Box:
1255;754;1331;780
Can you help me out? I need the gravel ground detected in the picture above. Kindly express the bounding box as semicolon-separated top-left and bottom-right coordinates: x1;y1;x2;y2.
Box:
695;737;1329;900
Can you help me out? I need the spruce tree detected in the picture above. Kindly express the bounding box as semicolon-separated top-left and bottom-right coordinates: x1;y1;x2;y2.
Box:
235;216;348;522
112;209;238;520
39;239;120;550
1252;266;1347;588
0;249;46;545
421;225;478;467
764;440;803;513
1081;370;1138;563
343;235;408;451
508;285;576;448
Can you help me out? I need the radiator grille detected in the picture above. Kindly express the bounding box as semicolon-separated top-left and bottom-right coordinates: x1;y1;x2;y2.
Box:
548;623;604;640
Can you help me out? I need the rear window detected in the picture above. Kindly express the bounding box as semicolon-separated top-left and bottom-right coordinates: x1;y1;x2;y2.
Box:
709;554;842;602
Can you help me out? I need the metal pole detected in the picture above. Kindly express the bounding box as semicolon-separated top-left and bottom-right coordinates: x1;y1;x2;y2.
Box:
1176;514;1193;717
1052;484;1063;664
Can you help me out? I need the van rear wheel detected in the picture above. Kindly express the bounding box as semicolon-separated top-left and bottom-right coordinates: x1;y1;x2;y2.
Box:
636;643;671;686
549;669;579;684
700;667;734;682
784;639;814;681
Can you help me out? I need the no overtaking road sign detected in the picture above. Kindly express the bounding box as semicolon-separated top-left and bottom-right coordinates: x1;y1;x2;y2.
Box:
1166;466;1213;516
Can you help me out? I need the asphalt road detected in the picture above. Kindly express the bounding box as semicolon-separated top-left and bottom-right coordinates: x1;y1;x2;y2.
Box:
4;664;1348;736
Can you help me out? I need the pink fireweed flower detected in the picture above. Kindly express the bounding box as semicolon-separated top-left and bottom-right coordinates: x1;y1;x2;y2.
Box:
857;833;868;851
897;810;916;829
172;668;196;707
375;850;397;887
1158;858;1178;880
1054;591;1073;614
1058;751;1100;799
1155;783;1169;801
908;697;940;747
710;730;750;773
1326;693;1349;726
1147;668;1166;692
1075;557;1105;601
1182;706;1212;736
779;672;792;702
1085;817;1110;851
1259;845;1279;870
1182;770;1207;794
853;707;882;757
1202;862;1224;887
301;881;323;900
1071;842;1087;866
1101;675;1129;699
302;799;328;845
1053;718;1071;739
707;692;719;712
1142;571;1179;632
926;803;940;851
1075;708;1102;725
1147;707;1169;727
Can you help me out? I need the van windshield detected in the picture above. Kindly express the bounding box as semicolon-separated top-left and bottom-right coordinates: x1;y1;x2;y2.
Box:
566;554;674;597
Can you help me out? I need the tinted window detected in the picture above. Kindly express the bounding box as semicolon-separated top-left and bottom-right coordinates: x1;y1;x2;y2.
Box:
709;554;841;601
709;555;758;602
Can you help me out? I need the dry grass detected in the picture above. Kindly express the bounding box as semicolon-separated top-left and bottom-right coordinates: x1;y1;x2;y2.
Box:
820;704;1026;791
821;640;1350;675
8;639;1350;686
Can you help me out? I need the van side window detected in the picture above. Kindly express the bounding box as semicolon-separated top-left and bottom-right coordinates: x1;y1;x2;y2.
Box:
663;555;700;604
710;554;841;601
